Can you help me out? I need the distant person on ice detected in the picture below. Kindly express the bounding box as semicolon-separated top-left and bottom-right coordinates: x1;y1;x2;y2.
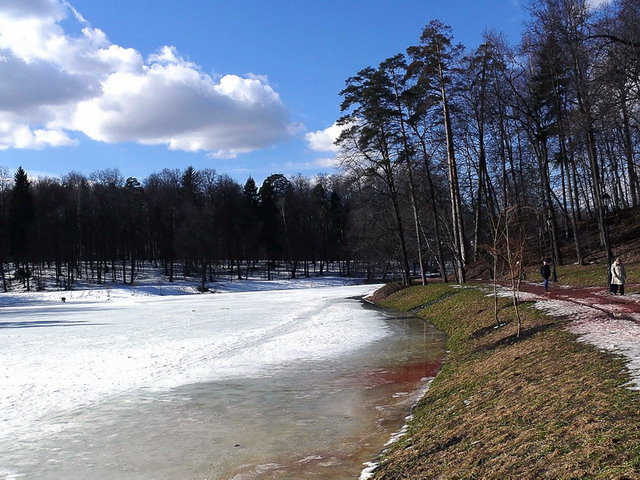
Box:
540;259;551;292
610;257;627;295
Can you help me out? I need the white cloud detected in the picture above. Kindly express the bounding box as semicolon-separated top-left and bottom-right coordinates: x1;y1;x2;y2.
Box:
304;122;349;170
586;0;613;8
313;157;340;168
0;122;76;150
305;122;344;153
1;0;63;19
0;0;296;158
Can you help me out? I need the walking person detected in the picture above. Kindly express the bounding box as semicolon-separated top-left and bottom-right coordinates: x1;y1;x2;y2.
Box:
540;259;551;292
610;257;627;295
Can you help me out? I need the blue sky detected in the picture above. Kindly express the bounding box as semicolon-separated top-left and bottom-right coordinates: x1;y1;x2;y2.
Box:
0;0;531;185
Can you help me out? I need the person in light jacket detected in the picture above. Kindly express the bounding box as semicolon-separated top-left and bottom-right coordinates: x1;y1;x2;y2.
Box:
610;257;627;295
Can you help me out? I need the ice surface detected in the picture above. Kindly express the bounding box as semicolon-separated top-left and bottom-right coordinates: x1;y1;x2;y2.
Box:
0;279;387;443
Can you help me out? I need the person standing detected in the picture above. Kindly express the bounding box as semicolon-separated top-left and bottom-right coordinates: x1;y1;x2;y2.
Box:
540;259;551;292
610;257;627;295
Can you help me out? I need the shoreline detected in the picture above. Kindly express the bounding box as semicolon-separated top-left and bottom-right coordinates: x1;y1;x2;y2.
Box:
365;282;640;479
359;378;437;480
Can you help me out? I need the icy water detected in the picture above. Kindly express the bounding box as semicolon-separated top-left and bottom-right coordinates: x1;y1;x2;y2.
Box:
1;293;445;480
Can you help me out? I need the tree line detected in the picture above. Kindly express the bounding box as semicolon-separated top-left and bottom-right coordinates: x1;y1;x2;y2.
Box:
0;166;352;292
2;0;639;292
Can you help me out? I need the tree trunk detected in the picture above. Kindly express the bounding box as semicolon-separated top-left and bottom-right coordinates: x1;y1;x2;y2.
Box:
621;95;639;207
440;69;467;283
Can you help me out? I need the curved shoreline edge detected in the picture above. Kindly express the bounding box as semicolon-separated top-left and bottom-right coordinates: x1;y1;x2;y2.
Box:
359;283;640;479
359;378;437;480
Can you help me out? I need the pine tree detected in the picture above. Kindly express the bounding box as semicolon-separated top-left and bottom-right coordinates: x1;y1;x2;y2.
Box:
8;167;34;289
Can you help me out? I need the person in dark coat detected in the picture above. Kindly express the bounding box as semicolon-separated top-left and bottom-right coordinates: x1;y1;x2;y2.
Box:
540;259;551;292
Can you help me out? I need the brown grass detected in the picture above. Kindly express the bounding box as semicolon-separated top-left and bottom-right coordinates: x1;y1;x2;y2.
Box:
370;284;640;479
553;261;640;295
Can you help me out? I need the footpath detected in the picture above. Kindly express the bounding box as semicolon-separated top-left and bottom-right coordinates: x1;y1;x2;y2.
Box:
516;281;640;390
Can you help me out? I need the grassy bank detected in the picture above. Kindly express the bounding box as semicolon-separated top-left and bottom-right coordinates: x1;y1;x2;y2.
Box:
368;283;640;479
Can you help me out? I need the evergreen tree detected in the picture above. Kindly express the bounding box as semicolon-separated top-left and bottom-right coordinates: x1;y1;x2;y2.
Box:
8;167;34;289
407;20;468;282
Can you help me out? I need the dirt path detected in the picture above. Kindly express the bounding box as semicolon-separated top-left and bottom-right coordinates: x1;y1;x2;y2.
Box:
518;281;640;323
510;281;640;390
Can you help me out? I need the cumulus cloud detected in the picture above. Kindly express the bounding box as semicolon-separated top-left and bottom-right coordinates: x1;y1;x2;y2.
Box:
304;122;348;170
0;0;296;157
305;122;344;153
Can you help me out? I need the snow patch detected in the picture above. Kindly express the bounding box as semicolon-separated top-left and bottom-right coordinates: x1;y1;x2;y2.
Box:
497;285;640;390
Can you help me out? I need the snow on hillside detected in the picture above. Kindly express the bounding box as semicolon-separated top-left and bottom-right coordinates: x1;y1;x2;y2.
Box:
505;285;640;390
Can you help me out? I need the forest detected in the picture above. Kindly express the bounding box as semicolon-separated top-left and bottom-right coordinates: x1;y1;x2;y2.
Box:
1;0;639;292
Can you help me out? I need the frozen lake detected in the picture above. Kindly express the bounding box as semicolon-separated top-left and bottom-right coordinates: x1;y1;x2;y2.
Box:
0;282;445;479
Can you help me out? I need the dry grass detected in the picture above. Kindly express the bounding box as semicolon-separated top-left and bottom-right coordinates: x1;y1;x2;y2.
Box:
371;284;640;479
553;261;640;295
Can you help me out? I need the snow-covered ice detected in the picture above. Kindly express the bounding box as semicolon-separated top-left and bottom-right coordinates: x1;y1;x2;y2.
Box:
1;278;386;444
1;276;449;480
